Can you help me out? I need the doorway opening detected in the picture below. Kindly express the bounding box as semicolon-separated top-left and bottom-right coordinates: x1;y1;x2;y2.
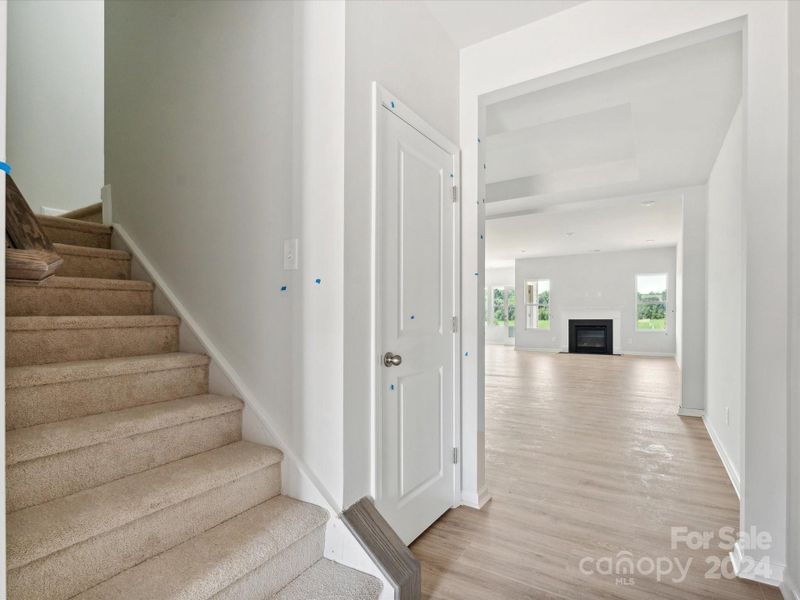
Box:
478;24;751;596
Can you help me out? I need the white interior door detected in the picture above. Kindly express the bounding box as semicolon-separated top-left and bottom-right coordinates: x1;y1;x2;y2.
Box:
375;100;457;545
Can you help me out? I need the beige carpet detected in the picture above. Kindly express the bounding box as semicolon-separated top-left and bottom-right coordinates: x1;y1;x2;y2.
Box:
5;213;381;599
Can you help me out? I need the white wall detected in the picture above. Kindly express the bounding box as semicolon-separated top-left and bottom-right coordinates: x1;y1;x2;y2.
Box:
105;0;316;496
678;186;707;413
106;0;459;514
786;2;800;597
8;0;103;214
342;0;459;508
704;103;744;493
460;2;788;579
485;267;515;345
514;247;677;355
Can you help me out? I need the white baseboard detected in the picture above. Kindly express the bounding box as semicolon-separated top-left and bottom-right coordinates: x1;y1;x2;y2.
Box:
677;406;705;417
101;184;112;226
781;572;800;600
730;540;786;588
461;485;492;509
702;415;741;498
111;224;389;590
622;350;676;357
40;205;67;216
513;346;560;353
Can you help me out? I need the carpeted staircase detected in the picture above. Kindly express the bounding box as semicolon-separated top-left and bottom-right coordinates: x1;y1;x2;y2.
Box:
5;213;382;600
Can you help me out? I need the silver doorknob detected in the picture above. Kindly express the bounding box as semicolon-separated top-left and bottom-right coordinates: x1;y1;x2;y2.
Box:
383;352;402;367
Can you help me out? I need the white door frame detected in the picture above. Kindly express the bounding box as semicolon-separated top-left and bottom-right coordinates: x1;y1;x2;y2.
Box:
370;82;462;509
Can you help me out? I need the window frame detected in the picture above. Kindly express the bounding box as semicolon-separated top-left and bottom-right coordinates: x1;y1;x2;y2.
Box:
524;278;551;330
635;272;668;333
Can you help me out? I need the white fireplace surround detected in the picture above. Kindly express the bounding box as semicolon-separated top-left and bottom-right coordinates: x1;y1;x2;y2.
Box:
560;309;622;355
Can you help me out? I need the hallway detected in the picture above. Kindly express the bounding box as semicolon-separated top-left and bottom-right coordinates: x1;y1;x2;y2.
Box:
411;346;781;599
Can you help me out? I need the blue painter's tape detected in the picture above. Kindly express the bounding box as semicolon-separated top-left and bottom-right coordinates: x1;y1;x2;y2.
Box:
474;272;480;276
480;234;484;240
314;278;321;285
390;384;395;391
449;173;454;178
280;286;287;291
477;137;481;143
0;161;11;174
464;351;469;357
390;100;396;108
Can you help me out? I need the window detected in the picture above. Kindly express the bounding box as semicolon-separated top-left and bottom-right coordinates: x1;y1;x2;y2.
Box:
636;273;667;331
525;279;550;329
487;286;516;336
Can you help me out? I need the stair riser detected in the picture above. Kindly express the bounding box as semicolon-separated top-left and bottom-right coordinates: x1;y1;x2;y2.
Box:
6;285;153;317
40;224;110;249
8;463;281;600
6;324;179;367
6;363;209;430
212;527;325;600
7;411;242;512
57;252;131;280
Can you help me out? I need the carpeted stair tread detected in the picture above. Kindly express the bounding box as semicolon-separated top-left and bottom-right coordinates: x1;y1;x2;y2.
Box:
8;276;152;292
6;352;211;431
7;394;243;466
275;559;383;600
60;202;102;222
52;242;131;279
73;496;328;600
37;215;111;234
37;216;111;249
6;314;178;331
6;352;208;389
7;276;154;317
7;440;283;570
6;315;180;366
52;243;129;260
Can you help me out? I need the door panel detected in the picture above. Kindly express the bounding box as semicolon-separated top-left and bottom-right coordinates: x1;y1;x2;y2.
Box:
399;368;443;500
377;105;456;545
399;146;443;336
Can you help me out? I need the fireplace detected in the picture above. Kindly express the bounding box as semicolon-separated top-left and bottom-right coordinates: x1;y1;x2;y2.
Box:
568;319;613;355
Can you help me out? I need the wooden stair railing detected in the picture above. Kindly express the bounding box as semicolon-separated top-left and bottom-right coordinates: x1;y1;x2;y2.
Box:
6;175;63;284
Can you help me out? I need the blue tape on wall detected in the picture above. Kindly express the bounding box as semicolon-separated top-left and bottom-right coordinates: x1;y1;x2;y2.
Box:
0;161;11;174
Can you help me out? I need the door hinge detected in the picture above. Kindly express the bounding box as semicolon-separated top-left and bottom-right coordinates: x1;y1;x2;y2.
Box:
452;447;459;464
452;185;458;202
451;316;458;333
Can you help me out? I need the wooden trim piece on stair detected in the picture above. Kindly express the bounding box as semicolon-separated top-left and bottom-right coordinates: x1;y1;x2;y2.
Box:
341;497;421;600
6;175;63;284
6;175;56;252
61;202;103;223
6;248;64;284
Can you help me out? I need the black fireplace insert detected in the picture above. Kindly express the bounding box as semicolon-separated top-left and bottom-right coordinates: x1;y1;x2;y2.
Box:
568;319;613;355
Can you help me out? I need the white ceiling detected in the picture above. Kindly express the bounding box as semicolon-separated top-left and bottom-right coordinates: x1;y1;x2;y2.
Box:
485;191;683;269
484;32;741;269
422;0;584;49
484;32;743;219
